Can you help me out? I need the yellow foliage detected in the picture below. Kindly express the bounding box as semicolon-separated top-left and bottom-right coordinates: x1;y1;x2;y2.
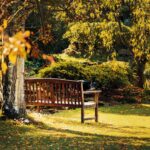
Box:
0;26;31;74
9;52;17;64
3;19;7;29
1;62;7;74
24;31;30;37
90;13;95;18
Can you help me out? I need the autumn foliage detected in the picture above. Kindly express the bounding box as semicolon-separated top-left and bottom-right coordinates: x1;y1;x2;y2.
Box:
0;20;31;74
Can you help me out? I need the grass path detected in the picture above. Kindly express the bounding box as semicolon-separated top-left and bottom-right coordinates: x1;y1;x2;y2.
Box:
0;104;150;149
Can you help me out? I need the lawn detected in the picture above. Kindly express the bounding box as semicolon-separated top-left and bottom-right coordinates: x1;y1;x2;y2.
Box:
0;104;150;150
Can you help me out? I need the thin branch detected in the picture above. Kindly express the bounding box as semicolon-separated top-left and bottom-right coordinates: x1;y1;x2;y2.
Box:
8;3;29;25
35;0;45;35
0;0;7;20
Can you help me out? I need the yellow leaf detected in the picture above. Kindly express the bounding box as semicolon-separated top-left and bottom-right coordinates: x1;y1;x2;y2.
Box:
26;43;31;52
21;50;26;59
9;52;17;64
24;31;30;37
1;62;7;74
3;20;7;29
90;13;95;18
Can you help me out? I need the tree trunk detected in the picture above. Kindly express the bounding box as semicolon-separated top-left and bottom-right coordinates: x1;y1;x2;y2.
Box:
15;57;26;116
2;58;18;118
2;57;26;118
137;60;146;88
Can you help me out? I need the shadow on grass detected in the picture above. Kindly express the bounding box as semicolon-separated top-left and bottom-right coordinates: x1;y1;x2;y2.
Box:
100;104;150;116
0;117;149;150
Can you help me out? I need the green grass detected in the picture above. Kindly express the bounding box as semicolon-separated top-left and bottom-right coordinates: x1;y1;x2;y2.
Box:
53;53;90;63
0;104;150;149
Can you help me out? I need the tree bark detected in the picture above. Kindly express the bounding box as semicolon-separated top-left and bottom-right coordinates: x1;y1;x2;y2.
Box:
14;57;26;116
2;58;18;118
2;57;26;118
137;60;146;88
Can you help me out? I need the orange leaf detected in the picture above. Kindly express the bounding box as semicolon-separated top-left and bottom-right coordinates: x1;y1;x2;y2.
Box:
42;54;47;59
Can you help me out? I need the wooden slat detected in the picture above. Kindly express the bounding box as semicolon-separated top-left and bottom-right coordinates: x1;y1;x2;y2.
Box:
66;83;69;105
50;83;54;103
33;82;35;102
29;82;32;103
38;82;41;102
44;81;48;101
83;90;101;94
47;81;51;103
62;83;65;104
73;84;76;104
70;83;73;105
25;81;29;103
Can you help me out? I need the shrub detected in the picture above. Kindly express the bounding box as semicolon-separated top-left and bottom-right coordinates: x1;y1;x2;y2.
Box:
91;61;131;91
144;66;150;90
38;61;93;80
144;68;150;79
25;58;45;77
121;85;143;103
142;90;150;103
38;61;94;90
110;85;143;104
38;60;131;91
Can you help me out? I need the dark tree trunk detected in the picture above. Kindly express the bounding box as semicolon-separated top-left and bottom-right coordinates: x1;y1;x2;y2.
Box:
137;60;146;88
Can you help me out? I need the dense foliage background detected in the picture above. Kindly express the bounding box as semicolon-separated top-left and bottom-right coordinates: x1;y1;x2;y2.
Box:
1;0;149;105
23;0;150;104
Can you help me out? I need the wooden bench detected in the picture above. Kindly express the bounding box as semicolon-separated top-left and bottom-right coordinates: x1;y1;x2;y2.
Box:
25;78;101;123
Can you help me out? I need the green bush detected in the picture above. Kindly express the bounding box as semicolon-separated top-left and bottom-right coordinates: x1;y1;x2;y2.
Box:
25;58;45;77
142;90;150;103
121;85;143;103
38;60;131;91
144;68;150;79
91;61;131;90
38;61;93;81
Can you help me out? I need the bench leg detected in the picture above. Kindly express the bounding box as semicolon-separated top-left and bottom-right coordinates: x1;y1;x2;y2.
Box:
81;105;84;123
37;106;41;113
95;103;98;122
94;93;99;122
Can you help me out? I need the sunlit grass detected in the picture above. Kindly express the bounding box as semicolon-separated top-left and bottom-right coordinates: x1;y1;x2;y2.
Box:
0;104;150;149
53;53;90;63
29;104;150;138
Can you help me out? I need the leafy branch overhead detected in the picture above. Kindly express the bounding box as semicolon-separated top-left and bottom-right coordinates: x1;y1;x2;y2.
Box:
0;20;31;74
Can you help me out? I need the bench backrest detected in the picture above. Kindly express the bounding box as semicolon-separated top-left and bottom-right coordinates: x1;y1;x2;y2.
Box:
25;78;83;107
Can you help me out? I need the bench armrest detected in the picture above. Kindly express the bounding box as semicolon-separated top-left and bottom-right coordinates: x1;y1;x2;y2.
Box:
83;90;101;104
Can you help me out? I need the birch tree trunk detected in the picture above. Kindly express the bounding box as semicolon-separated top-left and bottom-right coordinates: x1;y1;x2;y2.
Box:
14;57;26;116
1;15;27;118
2;59;18;118
2;57;26;118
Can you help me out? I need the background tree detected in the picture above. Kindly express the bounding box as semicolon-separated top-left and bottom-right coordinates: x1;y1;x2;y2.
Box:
41;0;150;87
